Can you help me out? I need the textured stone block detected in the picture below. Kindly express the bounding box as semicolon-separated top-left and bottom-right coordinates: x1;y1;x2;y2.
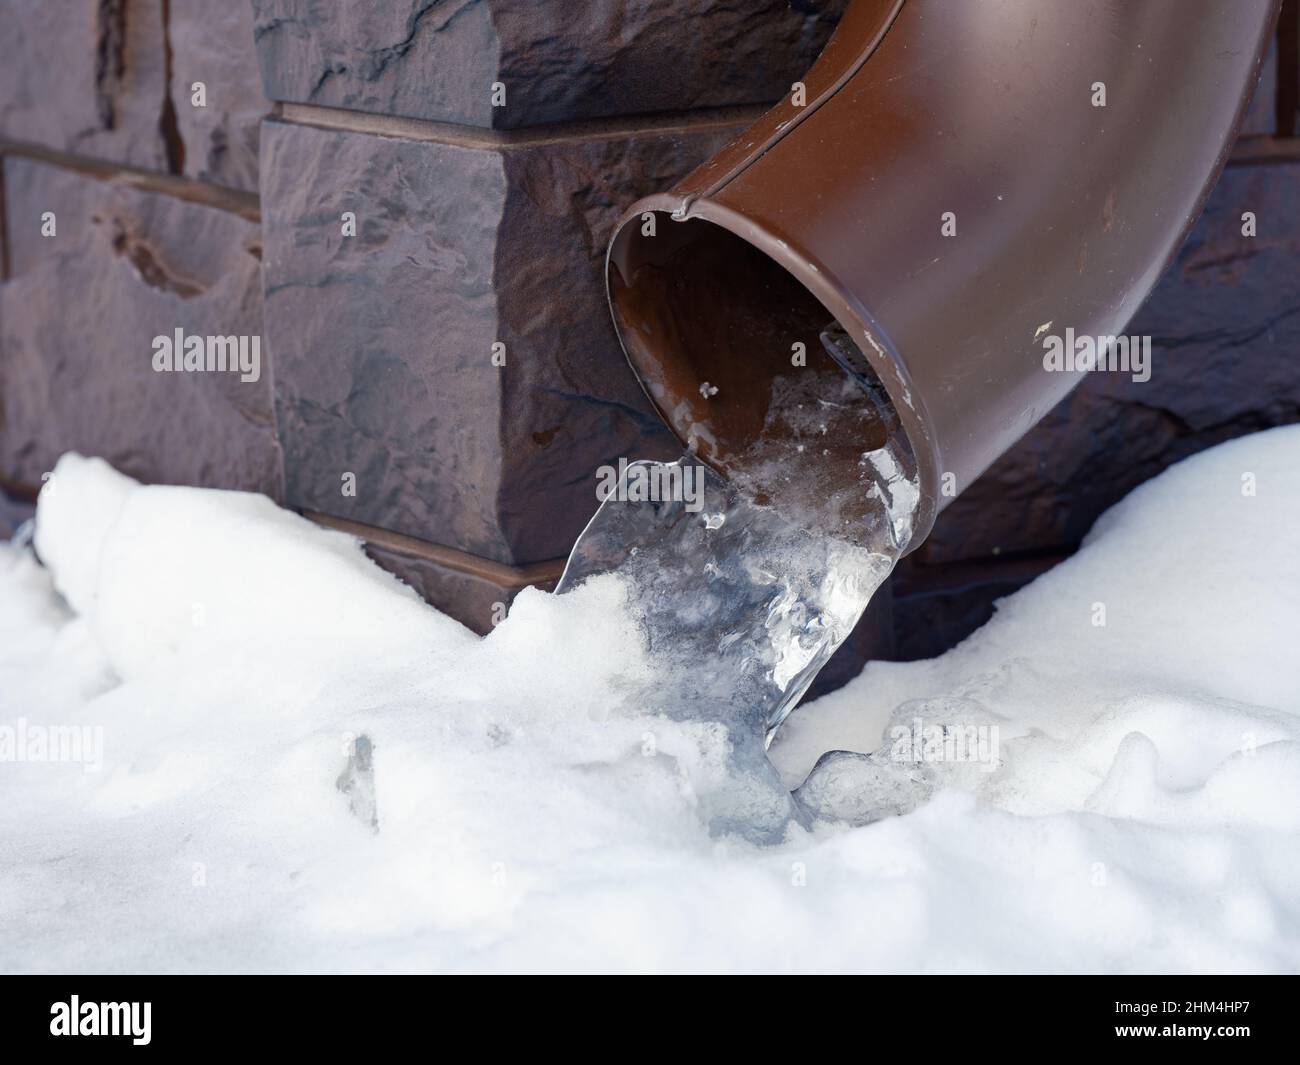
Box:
919;161;1300;565
251;0;846;129
169;0;268;192
0;159;282;496
0;0;171;170
261;116;741;564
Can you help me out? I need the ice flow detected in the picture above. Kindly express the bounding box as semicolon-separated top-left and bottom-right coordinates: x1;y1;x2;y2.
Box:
557;328;920;837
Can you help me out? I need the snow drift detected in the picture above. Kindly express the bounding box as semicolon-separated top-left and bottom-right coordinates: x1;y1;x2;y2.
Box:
2;427;1299;972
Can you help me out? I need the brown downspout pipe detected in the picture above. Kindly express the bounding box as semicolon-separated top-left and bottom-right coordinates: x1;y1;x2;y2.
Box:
607;0;1280;552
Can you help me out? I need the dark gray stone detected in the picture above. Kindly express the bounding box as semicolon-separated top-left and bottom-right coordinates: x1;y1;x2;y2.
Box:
890;554;1063;661
250;0;847;129
0;0;171;170
0;158;282;496
261;120;511;560
919;161;1300;565
491;138;701;557
261;116;736;564
169;0;268;192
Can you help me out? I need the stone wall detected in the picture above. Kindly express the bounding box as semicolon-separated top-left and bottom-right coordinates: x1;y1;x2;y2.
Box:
1;0;1298;683
0;0;844;636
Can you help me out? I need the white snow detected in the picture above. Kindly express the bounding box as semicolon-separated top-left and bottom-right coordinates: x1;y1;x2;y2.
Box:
2;428;1299;973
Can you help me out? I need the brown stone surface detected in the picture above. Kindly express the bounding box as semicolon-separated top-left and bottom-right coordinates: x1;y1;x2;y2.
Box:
363;541;556;635
261;116;739;564
169;0;268;192
917;160;1300;566
0;0;171;170
250;0;846;129
0;158;282;496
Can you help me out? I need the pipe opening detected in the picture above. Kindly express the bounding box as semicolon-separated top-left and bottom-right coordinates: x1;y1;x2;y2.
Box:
608;210;918;552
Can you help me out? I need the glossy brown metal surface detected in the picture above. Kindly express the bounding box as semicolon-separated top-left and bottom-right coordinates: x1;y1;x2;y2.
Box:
608;0;1279;550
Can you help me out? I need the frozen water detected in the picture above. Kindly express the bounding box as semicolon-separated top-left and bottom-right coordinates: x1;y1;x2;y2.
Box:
564;328;919;735
557;338;920;837
559;461;898;742
793;749;935;824
559;459;898;839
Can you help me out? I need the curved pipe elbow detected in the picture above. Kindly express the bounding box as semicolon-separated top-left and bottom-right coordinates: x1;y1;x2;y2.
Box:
608;0;1280;550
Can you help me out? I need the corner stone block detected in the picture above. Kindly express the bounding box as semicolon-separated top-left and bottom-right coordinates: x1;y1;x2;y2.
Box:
250;0;847;128
0;158;282;497
261;115;744;565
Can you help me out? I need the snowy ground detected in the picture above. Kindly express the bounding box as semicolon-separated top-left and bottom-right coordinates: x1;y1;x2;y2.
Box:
2;428;1299;973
